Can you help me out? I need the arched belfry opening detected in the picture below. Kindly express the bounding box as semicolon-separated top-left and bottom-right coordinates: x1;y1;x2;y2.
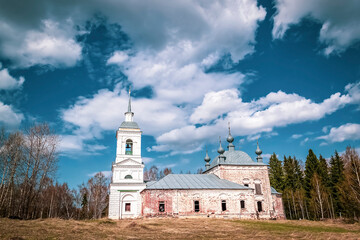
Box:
125;139;133;155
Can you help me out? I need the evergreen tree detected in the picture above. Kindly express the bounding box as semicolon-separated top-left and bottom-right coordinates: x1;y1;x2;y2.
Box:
80;192;88;219
318;155;330;187
283;156;296;189
329;151;345;217
293;157;304;189
268;153;284;191
304;149;319;199
283;156;301;219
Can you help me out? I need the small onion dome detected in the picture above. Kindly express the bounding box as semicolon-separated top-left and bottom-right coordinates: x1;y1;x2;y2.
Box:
255;140;262;155
217;138;225;155
204;150;211;162
227;123;234;143
227;133;234;143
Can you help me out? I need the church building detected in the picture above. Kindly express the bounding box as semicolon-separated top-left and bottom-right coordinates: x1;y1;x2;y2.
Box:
108;92;285;219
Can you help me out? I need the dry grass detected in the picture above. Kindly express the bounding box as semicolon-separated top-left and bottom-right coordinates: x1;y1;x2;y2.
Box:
1;217;360;240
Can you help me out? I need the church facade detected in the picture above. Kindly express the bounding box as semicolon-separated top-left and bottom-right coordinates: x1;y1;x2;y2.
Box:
108;93;285;219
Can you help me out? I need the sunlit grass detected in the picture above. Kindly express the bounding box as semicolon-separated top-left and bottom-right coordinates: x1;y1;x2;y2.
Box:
1;217;359;239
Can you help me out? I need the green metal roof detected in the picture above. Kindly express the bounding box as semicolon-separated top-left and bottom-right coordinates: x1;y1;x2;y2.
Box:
145;174;252;190
207;150;266;171
120;121;140;129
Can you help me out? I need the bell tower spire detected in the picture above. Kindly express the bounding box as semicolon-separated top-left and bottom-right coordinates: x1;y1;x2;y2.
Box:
125;87;134;122
128;87;132;112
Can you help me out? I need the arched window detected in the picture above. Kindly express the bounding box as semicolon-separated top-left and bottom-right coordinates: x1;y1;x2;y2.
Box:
221;200;227;211
125;175;133;179
240;200;245;209
194;200;200;212
125;139;133;155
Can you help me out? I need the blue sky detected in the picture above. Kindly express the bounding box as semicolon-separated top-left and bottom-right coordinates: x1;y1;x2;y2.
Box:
0;0;359;188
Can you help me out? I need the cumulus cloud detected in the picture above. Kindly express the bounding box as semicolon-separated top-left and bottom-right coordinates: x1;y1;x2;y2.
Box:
0;0;265;68
190;89;244;124
60;81;360;155
107;51;129;66
272;0;360;55
0;65;24;90
59;135;84;153
0;17;82;68
317;123;360;143
61;87;187;138
102;1;264;105
0;101;24;128
154;82;360;154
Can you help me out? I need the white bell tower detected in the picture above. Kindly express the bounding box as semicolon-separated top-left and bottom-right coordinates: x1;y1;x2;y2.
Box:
108;89;146;219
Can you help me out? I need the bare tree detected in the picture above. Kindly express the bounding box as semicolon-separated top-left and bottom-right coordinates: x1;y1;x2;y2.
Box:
310;174;328;219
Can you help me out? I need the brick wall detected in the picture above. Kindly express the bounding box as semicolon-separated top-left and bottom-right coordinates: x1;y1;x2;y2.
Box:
141;189;266;219
206;165;284;219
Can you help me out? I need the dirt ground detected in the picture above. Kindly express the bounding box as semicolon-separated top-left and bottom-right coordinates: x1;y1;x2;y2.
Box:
1;217;360;240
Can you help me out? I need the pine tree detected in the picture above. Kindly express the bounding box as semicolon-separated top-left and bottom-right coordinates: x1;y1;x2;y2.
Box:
284;156;296;189
304;149;319;199
268;153;284;192
80;192;88;219
329;151;345;217
318;155;330;187
283;156;300;219
293;157;304;189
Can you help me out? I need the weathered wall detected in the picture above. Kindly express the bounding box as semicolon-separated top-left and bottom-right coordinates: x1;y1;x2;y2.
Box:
108;184;146;219
206;165;284;219
141;189;271;219
271;193;285;219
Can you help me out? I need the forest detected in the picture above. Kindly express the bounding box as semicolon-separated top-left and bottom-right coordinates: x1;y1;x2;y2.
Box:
269;147;360;220
0;123;359;221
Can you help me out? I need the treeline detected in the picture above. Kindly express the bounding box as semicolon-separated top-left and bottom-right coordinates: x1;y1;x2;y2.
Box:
269;147;360;220
0;124;109;219
143;166;203;181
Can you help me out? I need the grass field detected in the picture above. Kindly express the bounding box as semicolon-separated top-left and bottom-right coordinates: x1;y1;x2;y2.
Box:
1;217;360;239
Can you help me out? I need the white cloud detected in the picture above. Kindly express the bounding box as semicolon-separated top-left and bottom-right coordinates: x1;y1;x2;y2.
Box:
301;137;309;145
262;153;277;160
121;50;246;105
247;134;261;142
59;134;108;156
61;81;360;155
272;0;360;55
104;0;266;63
61;87;188;145
0;65;24;90
322;125;331;133
154;82;360;154
0;0;265;68
317;123;360;143
0;101;24;128
59;135;84;153
291;134;302;139
107;51;129;65
0;19;82;68
190;89;244;124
